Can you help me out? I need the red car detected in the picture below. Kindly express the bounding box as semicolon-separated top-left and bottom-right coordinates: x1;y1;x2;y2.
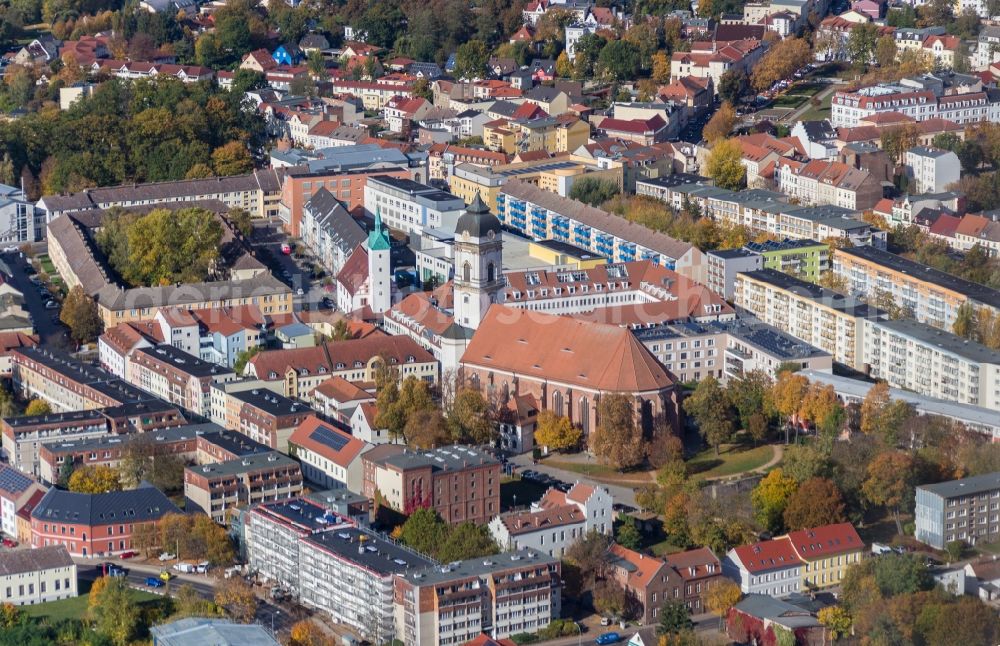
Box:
1;538;17;548
118;551;137;559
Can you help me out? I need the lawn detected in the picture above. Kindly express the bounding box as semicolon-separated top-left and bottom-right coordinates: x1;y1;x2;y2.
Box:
771;94;807;109
541;459;652;483
686;444;776;479
799;91;833;122
24;587;163;622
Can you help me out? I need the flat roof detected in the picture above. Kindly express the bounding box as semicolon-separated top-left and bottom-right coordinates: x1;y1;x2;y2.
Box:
712;319;831;360
532;238;605;260
868;317;1000;365
198;429;273;457
376;445;499;473
399;548;557;586
303;527;435;576
188;451;299;478
918;472;1000;499
134;345;234;378
740;269;882;318
40;425;200;454
253;497;347;533
837;245;1000;310
229;388;311;417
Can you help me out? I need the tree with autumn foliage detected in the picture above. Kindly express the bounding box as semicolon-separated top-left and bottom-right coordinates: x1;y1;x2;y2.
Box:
798;383;844;438
534;410;582;452
24;399;51;416
705;579;742;625
768;370;809;441
751;37;812;93
782;477;847;530
703;101;737;144
590;394;645;470
289;620;337;646
214;576;257;623
817;606;852;641
704;138;746;190
751;468;798;533
862;451;916;534
68;464;122;494
860;381;914;445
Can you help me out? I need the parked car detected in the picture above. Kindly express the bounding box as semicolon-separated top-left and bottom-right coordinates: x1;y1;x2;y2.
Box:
118;551;137;559
600;617;612;626
596;633;621;645
1;537;17;548
102;563;127;577
44;300;58;309
159;570;174;581
173;562;196;573
145;577;165;588
158;552;176;561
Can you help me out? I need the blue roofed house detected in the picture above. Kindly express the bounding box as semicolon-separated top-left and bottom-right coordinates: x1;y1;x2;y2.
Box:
273;43;303;66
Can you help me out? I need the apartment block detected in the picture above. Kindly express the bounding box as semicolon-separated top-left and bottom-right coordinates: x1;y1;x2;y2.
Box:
395;549;561;646
497;180;704;283
774;158;883;211
705;248;763;300
862;318;1000;411
905;147;960;194
831;84;995;128
11;347;155;412
244;497;350;593
833;245;1000;330
226;388;313;451
195;428;272;465
363;175;466;235
743;239;829;283
184;451;303;522
0;465;45;539
37;424;204;485
1;401;185;478
126;345;236;418
362;445;500;525
300;528;435;643
0;545;77;606
31;484;179;557
916;472;1000;549
734;269;883;370
654;182;887;248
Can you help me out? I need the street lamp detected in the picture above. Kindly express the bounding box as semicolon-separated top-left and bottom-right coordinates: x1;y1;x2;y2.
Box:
574;620;582;646
271;610;280;634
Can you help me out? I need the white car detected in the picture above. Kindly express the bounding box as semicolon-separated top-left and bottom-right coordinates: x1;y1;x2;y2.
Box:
44;300;59;310
158;552;176;561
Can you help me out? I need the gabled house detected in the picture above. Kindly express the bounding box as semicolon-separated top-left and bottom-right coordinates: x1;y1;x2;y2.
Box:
288;414;370;491
722;536;803;597
241;49;277;73
524;86;570;116
488;483;612;557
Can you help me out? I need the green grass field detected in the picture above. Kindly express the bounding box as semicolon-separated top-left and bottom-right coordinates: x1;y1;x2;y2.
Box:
686;444;776;479
799;91;834;122
24;587;163;622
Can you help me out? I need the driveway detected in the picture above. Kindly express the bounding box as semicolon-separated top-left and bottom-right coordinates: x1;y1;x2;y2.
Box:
0;250;72;348
249;223;333;313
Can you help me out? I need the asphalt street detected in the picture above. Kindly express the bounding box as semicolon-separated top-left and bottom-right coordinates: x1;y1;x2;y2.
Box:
0;250;72;348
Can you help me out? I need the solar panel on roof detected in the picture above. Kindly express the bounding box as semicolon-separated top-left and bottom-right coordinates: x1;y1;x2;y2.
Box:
0;467;33;494
311;425;350;452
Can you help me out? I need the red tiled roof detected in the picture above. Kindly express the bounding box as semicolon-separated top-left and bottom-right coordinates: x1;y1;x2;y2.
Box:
500;503;584;535
786;523;863;561
600;114;666;135
312;375;373;403
732;536;802;574
667;546;721;581
336;244;369;296
929;213;961;238
288;414;368;467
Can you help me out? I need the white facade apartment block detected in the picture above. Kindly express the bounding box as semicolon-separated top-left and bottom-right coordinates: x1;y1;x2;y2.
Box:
863;318;1000;411
363;176;466;235
0;546;78;605
904;147;961;194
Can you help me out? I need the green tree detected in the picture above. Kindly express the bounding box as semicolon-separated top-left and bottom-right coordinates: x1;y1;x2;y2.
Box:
306;49;326;76
555;51;573;78
683;376;736;455
399;508;447;555
60;285;102;343
377;375;436;441
568;177;620;206
437;522;499;562
597;40;641;81
818;606;852;641
751;468;798;533
227;207;253;237
615;516;642;550
781;444;832;483
657;598;693;635
454;40;489;80
718;69;747;105
847;22;879;68
88;576;140;646
704;139;746;190
875;35;897;68
954;302;977;339
214;576;257;623
590;393;645;471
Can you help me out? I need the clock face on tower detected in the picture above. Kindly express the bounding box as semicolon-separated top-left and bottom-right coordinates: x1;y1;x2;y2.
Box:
487;229;496;240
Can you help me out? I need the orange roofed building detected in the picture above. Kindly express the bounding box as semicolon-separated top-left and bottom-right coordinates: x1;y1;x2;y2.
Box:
460;305;679;437
608;544;724;622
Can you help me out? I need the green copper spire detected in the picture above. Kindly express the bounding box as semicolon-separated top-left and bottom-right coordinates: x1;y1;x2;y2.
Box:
368;206;390;251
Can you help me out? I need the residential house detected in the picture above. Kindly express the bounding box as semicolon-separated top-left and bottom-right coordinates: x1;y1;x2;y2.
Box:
0;545;77;606
287;415;369;491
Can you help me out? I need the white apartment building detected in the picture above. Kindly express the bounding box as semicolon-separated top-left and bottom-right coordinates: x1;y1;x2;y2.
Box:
298;527;435;644
0;184;45;243
706;248;763;301
832;245;1000;331
831;84;996;128
0;545;77;605
863;318;1000;411
904;147;961;194
0;465;44;539
734;269;883;371
363;175;466;235
245;498;347;594
287;415;370;491
300;188;367;277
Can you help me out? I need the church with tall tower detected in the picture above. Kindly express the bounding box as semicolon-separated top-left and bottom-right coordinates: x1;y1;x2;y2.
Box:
367;208;392;314
452;193;504;328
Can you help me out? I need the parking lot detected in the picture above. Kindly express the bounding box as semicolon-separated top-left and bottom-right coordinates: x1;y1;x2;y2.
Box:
249;223;334;311
0;250;71;348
